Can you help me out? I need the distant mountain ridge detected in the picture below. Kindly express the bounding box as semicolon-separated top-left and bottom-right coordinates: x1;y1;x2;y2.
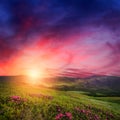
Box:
51;75;120;96
0;75;120;96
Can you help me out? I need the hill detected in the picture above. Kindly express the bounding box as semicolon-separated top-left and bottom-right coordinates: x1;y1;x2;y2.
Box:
49;76;120;97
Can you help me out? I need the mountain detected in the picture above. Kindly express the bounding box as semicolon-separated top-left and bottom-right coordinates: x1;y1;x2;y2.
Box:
51;76;120;96
0;75;120;96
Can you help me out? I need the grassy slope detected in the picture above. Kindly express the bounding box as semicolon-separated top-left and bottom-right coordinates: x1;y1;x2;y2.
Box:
0;79;120;120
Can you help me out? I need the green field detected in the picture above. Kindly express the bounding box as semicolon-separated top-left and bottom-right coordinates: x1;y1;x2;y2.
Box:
0;77;120;120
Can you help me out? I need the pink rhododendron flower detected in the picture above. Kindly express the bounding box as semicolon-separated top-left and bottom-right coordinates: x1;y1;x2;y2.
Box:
55;113;64;120
65;112;72;120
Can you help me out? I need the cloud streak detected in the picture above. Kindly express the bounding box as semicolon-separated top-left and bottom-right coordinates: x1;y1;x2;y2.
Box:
0;0;120;76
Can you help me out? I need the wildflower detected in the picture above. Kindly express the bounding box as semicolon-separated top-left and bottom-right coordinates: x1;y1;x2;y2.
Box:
55;111;73;120
55;113;64;120
81;109;85;113
65;112;72;120
11;96;21;101
10;95;27;103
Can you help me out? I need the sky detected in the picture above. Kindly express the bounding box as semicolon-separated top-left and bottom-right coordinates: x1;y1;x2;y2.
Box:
0;0;120;77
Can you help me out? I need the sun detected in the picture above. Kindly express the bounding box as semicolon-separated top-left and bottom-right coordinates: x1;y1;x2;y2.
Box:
25;69;43;84
28;70;40;79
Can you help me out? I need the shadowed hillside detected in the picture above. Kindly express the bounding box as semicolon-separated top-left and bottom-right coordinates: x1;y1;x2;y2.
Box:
49;76;120;97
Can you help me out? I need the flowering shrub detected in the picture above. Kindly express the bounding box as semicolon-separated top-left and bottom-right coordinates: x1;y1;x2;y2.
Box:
55;113;64;120
74;106;114;120
54;106;115;120
55;112;72;120
11;96;20;101
65;112;72;120
10;96;27;103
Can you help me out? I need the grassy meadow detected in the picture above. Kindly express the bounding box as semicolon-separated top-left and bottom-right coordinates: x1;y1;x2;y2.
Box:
0;76;120;120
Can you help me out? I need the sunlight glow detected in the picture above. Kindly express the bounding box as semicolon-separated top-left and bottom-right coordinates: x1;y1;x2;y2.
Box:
25;69;44;84
27;70;40;79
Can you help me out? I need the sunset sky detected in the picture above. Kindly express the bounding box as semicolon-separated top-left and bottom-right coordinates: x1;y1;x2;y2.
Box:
0;0;120;77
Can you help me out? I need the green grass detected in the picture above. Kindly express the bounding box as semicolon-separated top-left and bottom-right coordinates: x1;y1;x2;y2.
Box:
0;80;120;120
93;97;120;104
